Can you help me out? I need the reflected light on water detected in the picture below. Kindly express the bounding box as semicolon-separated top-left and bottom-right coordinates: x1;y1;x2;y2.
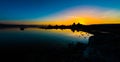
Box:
25;28;94;44
0;28;94;44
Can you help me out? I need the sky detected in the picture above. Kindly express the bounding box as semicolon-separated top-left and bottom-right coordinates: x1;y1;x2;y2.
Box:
0;0;120;25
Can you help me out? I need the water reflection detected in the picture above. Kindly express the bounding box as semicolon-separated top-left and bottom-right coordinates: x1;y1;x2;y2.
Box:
0;27;120;62
0;28;93;46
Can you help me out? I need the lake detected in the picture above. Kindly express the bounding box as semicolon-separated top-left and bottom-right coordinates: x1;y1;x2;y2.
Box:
0;28;93;47
0;28;94;62
1;28;120;62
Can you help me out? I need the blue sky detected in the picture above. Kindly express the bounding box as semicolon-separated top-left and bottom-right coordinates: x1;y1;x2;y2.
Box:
0;0;120;22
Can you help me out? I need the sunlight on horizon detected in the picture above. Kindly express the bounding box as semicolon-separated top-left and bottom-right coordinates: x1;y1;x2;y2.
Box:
1;6;120;25
36;6;120;25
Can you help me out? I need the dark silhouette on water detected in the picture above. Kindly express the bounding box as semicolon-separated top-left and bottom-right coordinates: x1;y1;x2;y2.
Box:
1;22;120;34
20;27;24;30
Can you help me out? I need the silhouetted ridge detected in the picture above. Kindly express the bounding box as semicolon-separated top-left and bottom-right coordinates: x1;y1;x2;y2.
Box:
1;22;120;34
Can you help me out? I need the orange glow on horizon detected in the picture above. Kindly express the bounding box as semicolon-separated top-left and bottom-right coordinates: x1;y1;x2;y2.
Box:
1;16;120;25
1;6;120;25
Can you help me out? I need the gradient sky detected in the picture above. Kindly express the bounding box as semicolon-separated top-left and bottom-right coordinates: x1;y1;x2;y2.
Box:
0;0;120;25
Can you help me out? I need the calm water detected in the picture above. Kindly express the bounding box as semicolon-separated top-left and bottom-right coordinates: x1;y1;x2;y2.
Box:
0;28;93;47
1;28;120;62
